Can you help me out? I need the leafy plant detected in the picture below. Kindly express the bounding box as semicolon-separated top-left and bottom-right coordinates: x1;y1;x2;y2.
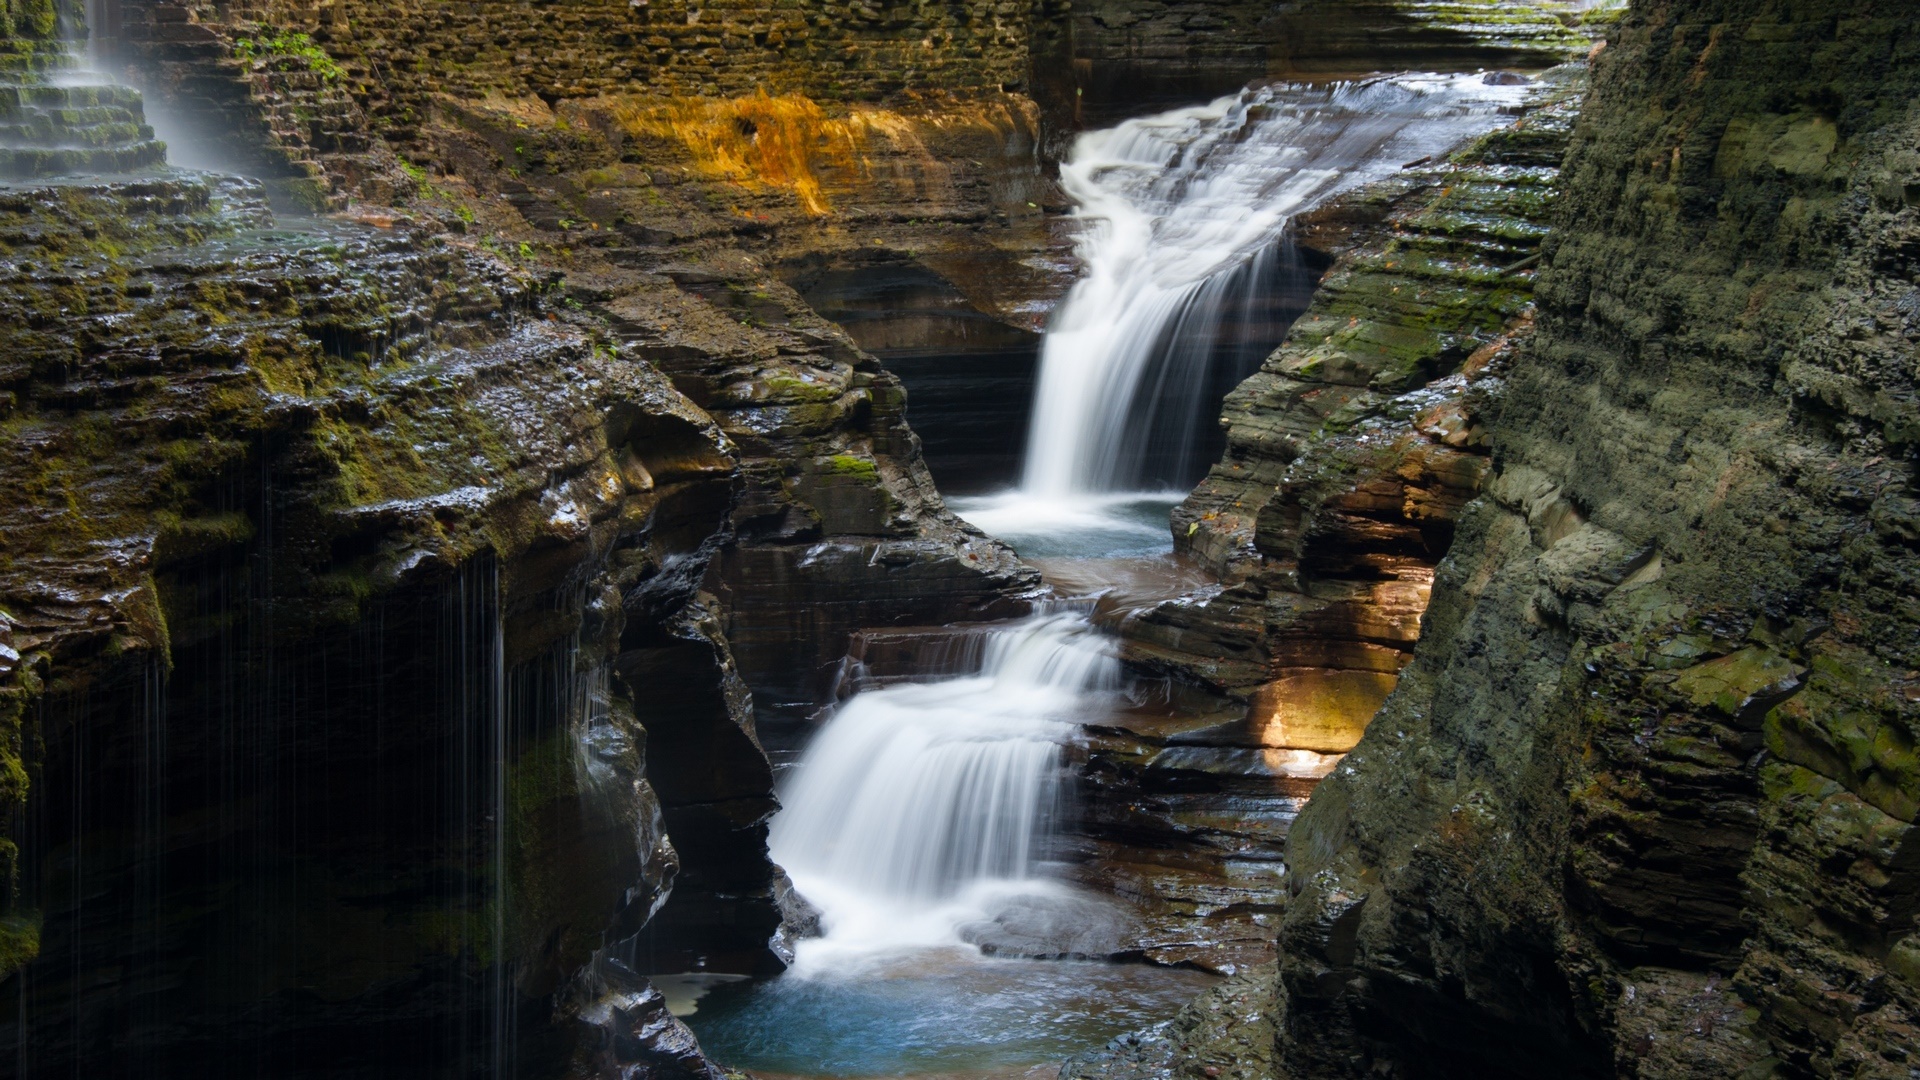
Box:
232;28;347;85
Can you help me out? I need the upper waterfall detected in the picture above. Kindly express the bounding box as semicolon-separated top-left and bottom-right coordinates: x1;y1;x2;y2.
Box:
1013;73;1535;500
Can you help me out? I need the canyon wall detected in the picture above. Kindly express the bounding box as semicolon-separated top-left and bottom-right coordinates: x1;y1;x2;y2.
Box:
0;171;732;1074
17;0;1911;1077
1258;1;1920;1077
1042;0;1597;125
0;1;1045;1075
1080;64;1586;977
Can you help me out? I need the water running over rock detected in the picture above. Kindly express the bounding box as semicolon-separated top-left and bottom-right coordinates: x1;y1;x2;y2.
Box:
0;4;165;179
959;72;1532;555
663;58;1562;1080
686;612;1219;1077
771;611;1119;962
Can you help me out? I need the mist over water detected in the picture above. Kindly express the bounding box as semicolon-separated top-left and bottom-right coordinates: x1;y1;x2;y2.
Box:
959;72;1532;558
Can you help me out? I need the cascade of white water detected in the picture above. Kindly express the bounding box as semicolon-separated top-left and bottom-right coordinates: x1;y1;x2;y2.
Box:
1017;72;1534;500
769;612;1118;957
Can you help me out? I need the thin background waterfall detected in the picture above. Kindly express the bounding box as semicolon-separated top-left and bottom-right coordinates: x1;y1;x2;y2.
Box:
957;73;1534;554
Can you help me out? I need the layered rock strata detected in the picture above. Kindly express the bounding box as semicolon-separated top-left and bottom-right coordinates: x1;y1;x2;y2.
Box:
106;0;1041;161
1258;2;1920;1077
400;89;1050;731
0;9;1043;1077
96;1;1062;712
1041;0;1605;125
0;170;734;1074
0;0;167;179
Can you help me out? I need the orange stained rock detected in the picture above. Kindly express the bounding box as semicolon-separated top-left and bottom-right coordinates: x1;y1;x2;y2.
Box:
606;90;1031;217
1252;669;1401;754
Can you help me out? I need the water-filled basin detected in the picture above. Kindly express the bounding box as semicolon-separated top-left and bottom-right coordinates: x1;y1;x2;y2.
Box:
680;949;1217;1079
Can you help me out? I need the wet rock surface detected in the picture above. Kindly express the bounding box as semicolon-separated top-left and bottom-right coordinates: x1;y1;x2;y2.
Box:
12;1;1920;1078
1265;2;1920;1077
0;2;168;179
0;163;756;1074
1062;965;1278;1080
1042;0;1604;126
0;6;1051;1077
393;88;1055;727
567;955;729;1080
1068;69;1586;977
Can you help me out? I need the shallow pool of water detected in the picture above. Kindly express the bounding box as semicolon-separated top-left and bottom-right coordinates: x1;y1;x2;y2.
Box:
680;949;1217;1079
951;492;1183;559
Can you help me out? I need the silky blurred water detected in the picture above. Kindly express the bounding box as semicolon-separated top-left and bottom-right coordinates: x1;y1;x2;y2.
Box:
1019;72;1533;500
689;75;1538;1080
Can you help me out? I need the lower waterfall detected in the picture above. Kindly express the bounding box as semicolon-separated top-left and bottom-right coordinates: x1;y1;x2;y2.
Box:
769;611;1118;963
681;613;1219;1075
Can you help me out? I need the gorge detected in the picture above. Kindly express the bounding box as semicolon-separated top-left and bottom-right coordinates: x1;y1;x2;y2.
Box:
2;1;1918;1079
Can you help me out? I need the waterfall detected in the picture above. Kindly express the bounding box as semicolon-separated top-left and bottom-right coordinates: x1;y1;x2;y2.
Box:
957;73;1533;554
770;612;1118;961
1024;72;1533;496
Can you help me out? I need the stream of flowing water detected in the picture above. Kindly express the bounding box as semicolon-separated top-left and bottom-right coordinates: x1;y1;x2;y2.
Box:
683;611;1220;1075
684;72;1541;1078
771;611;1114;957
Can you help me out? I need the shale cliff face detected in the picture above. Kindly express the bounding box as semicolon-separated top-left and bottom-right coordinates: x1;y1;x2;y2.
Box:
0;168;729;1074
1042;0;1595;124
1266;2;1920;1077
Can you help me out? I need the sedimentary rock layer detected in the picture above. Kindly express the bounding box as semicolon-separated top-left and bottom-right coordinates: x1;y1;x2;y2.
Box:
1043;0;1599;124
0;172;734;1073
1;0;1058;1071
1267;2;1920;1076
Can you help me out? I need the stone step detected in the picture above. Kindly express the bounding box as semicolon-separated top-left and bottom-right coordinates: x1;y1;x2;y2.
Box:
2;104;140;127
0;118;156;148
0;39;76;78
0;52;76;80
0;76;173;180
0;78;168;179
0;141;169;179
0;85;144;113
